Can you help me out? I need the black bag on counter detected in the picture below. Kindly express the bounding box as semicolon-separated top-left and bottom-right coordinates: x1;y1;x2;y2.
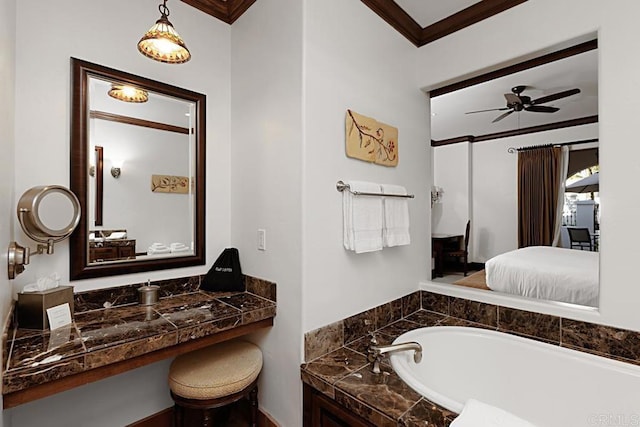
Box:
201;248;244;292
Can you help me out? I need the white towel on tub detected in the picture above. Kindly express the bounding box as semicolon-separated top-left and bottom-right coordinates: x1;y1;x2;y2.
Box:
342;181;383;253
450;399;537;427
381;184;410;247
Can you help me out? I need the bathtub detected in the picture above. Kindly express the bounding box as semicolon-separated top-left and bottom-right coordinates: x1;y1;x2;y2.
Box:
390;327;640;427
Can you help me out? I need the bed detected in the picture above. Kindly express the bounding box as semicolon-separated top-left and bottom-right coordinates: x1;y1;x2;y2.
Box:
485;246;599;307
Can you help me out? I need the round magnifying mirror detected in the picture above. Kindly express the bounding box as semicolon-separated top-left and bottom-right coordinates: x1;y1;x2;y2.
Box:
17;186;81;243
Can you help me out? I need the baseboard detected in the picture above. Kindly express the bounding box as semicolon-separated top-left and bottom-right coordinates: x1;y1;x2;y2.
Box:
126;406;279;427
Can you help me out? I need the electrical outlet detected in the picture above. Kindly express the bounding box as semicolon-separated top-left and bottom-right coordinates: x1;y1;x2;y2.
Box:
257;229;266;251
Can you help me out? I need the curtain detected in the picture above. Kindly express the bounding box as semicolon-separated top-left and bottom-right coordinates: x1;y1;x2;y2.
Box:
517;146;564;248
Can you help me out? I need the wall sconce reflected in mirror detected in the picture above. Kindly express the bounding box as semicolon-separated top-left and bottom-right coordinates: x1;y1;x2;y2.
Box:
7;186;81;279
431;186;444;207
111;167;121;178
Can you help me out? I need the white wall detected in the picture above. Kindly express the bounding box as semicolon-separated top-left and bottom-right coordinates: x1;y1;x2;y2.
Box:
418;0;640;331
7;1;231;425
432;142;470;238
302;0;430;333
0;0;16;423
230;0;304;425
471;124;598;262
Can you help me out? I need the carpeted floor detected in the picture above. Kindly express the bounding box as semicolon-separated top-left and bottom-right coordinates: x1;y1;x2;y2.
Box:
452;269;491;290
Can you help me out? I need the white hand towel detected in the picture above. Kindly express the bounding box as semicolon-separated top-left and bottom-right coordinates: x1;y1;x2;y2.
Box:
343;181;383;253
381;184;410;247
450;399;537;427
148;243;170;255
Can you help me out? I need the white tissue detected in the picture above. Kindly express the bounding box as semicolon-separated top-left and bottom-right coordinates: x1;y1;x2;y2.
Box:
23;273;61;292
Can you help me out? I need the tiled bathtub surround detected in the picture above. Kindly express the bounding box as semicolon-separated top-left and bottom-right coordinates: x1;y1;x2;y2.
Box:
301;290;640;426
4;275;276;395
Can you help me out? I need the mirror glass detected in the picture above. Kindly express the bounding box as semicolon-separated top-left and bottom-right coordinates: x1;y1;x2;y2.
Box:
429;41;599;308
39;192;76;231
70;59;205;280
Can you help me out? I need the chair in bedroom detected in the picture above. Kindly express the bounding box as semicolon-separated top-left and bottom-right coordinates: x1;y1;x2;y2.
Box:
568;227;593;251
443;220;471;276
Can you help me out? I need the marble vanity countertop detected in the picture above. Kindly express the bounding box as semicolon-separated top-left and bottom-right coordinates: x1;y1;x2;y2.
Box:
3;285;276;406
301;310;467;427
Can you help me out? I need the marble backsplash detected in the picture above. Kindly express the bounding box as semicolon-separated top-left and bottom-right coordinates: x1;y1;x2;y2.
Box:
74;274;276;313
302;291;640;426
305;290;640;367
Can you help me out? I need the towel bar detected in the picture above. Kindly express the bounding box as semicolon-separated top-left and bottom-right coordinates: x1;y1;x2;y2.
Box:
336;181;415;199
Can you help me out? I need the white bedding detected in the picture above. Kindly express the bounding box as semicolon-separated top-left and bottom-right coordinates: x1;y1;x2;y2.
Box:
485;246;599;307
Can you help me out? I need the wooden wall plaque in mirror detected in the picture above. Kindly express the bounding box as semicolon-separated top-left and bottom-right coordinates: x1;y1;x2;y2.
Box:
70;58;206;280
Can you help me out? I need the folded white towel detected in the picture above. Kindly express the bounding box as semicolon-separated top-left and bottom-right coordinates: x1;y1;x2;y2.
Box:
170;243;191;253
381;184;410;247
148;243;170;255
106;231;127;240
450;399;537;427
343;181;383;253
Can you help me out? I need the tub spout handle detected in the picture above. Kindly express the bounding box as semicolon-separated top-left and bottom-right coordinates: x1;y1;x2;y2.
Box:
367;341;422;374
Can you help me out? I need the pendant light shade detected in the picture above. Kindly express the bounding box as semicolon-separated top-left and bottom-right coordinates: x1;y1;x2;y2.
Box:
108;84;149;103
138;0;191;64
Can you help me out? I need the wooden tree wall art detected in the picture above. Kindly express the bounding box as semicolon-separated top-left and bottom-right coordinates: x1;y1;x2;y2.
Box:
151;175;190;194
345;109;398;167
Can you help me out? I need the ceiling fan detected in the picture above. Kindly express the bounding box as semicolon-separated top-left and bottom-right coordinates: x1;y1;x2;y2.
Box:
465;85;581;123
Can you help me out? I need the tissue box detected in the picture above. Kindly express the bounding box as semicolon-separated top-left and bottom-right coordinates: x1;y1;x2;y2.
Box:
17;286;74;330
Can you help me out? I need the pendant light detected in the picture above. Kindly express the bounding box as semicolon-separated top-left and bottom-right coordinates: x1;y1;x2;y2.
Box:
108;84;149;103
137;0;191;64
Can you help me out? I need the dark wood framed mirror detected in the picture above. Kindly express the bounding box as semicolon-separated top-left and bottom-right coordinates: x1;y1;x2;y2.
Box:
70;58;206;280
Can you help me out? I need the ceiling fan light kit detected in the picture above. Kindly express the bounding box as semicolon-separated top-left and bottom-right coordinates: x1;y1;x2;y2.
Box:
466;85;581;123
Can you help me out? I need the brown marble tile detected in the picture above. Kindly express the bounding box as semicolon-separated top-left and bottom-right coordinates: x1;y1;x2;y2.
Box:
156;297;240;328
301;370;335;399
75;305;176;352
421;291;449;315
334;389;396;427
449;297;497;327
377;319;421;339
343;308;376;344
242;306;277;324
153;276;201;298
402;292;421;317
302;348;368;385
6;326;85;371
404;310;447;327
335;365;422;422
74;285;138;312
561;319;640;363
345;332;395;358
85;332;177;369
178;315;242;343
437;316;494;329
244;275;276;302
375;298;403;330
215;293;275;313
305;321;344;362
3;354;85;394
400;398;455;427
498;306;560;343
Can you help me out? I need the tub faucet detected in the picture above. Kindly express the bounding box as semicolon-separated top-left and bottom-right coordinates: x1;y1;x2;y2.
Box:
367;341;423;374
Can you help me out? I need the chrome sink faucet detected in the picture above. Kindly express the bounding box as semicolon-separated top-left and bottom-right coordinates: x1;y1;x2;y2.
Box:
367;335;422;374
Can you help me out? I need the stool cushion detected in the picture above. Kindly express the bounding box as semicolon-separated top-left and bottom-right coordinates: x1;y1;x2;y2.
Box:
169;340;262;400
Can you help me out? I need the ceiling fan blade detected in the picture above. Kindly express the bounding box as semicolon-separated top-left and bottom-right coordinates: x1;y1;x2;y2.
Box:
525;105;560;113
504;93;521;104
531;88;581;105
492;110;514;123
465;107;510;114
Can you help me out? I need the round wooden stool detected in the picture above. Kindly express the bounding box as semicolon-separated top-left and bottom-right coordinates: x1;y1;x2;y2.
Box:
169;340;263;427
